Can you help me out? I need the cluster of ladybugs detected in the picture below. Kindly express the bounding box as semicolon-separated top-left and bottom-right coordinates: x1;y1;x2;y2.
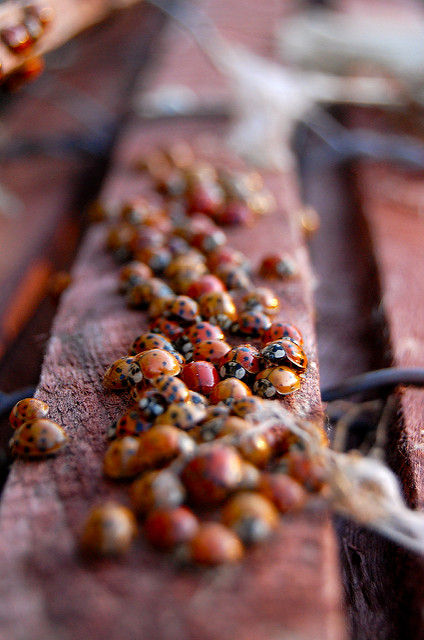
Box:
0;4;54;89
77;146;327;565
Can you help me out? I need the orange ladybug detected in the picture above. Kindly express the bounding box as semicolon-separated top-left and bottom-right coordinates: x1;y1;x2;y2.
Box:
130;469;186;516
9;397;49;430
188;522;244;565
144;506;199;550
253;366;301;398
80;502;137;557
103;436;141;480
221;491;279;545
103;356;143;390
10;418;68;458
137;349;181;380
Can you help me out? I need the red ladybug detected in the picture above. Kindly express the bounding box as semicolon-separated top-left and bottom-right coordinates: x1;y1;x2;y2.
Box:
192;339;231;366
261;321;304;346
219;344;260;382
180;361;220;396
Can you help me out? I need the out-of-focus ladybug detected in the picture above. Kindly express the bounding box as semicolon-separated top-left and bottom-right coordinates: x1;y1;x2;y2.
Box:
186;274;226;300
118;261;153;293
207;245;250;274
149;316;185;341
135;425;196;471
259;472;307;514
103;356;143;390
259;254;298;280
108;407;152;439
137;349;181;380
180;444;244;505
80;502;137;557
9;397;49;430
180;361;220;396
230;396;266;421
221;491;279;546
188;522;244;565
9;418;68;458
214;264;251;291
241;287;280;315
155;402;206;431
253;366;301;398
144;506;199;550
103;435;141;480
198;291;237;329
130;469;186;516
127;277;173;309
166;295;200;324
219;344;261;382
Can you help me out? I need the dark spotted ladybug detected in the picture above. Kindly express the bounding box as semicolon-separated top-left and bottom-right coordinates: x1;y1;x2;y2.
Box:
192;339;231;366
230;396;266;421
232;309;271;338
149;316;185;341
103;436;141;480
219;344;260;382
166;295;200;324
9;397;49;430
108;407;152;439
261;321;304;347
129;331;175;356
155;402;206;431
137;349;181;380
103;356;143;390
261;339;308;371
152;374;190;404
10;419;68;458
253;366;301;398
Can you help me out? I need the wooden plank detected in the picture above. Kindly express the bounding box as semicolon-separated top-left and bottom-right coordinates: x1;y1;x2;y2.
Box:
0;2;347;638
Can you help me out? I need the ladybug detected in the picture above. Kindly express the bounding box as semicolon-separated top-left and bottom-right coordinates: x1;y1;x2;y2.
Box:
216;199;254;227
10;419;68;458
186;180;225;217
118;261;153;293
9;397;49;430
261;339;308;371
261;321;304;346
147;295;175;320
178;321;225;359
231;309;271;338
230;396;266;421
180;361;220;396
221;491;279;546
136;389;168;421
130;469;186;516
253;366;301;398
207;245;250;274
103;356;143;390
155;402;206;431
180;444;244;505
235;431;274;468
209;377;252;405
198;291;237;329
275;451;327;493
126;277;173;309
238;461;261;491
135;246;172;274
259;254;298;280
144;506;199;550
241;287;280;315
186;274;226;300
192;339;231;366
149;316;185;341
191;229;227;254
219;344;261;382
136;425;196;470
187;390;209;407
119;195;158;225
137;349;181;380
108;407;152;439
80;502;137;557
152;374;190;404
129;332;175;356
164;250;206;280
214;264;251;290
106;222;136;261
188;522;244;565
128;226;165;253
259;473;307;514
166;295;200;324
103;436;141;480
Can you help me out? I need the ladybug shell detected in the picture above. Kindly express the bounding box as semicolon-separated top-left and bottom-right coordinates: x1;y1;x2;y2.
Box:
10;419;68;458
189;522;244;565
130;469;186;516
144;506;199;550
136;425;196;469
241;287;280;315
9;397;49;430
147;296;175;320
180;361;220;396
281;339;308;371
185;321;225;345
253;366;301;398
261;321;304;346
155;402;207;431
103;436;141;479
108;408;152;440
103;356;143;390
118;261;153;292
186;274;226;300
166;295;199;324
233;310;271;338
152;374;190;404
221;491;279;545
137;349;181;380
129;331;175;356
80;502;137;557
198;291;237;327
230;396;265;420
208;378;252;405
181;445;244;505
192;339;231;366
149;316;185;341
219;344;260;377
